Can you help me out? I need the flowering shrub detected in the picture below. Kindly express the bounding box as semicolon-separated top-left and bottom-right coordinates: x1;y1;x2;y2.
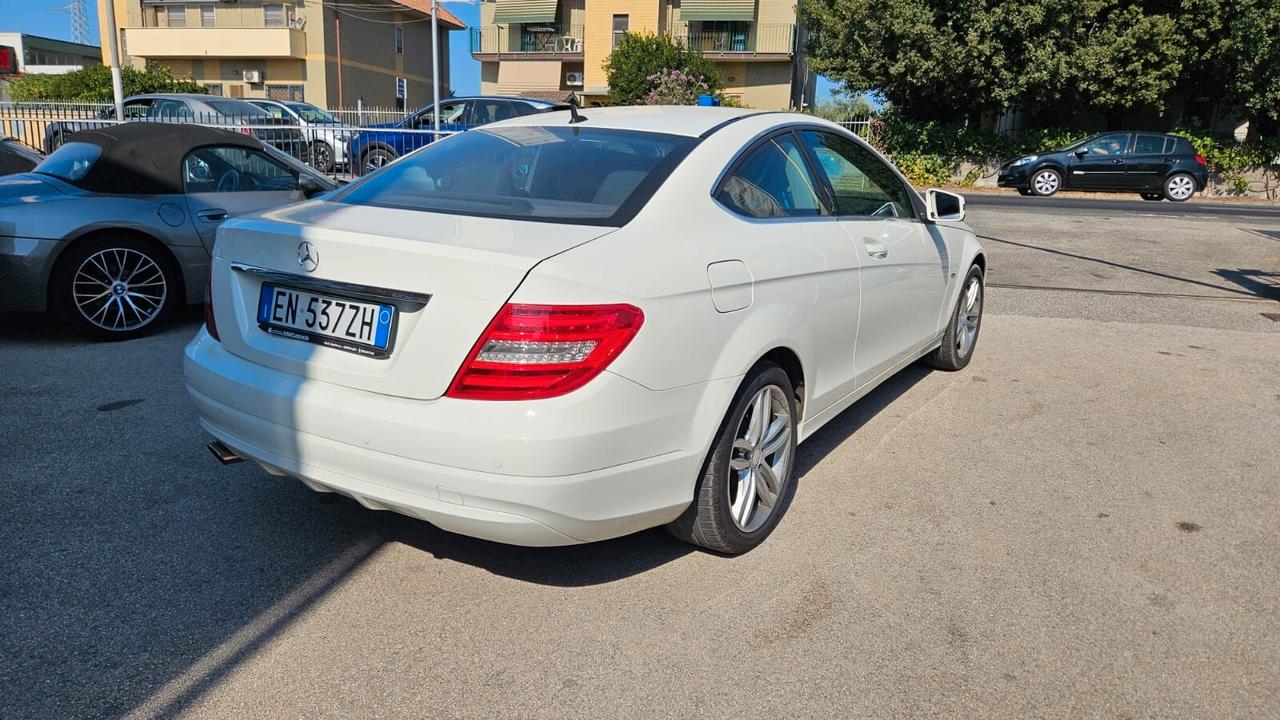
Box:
642;69;712;106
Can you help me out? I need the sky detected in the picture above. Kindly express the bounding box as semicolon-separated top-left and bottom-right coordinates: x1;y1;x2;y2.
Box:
0;0;837;104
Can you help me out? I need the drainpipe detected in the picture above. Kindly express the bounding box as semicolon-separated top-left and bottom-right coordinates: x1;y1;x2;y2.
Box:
335;13;344;106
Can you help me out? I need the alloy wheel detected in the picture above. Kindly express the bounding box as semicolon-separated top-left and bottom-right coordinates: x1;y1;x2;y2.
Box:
364;151;392;175
727;384;793;533
955;275;982;357
1166;175;1195;201
72;248;167;332
1033;170;1059;195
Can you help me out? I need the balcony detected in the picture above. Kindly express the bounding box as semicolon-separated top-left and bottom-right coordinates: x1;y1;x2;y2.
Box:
123;27;307;59
676;23;795;59
470;25;584;60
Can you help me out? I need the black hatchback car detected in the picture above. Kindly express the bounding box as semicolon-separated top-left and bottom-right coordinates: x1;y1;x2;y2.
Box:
998;132;1208;202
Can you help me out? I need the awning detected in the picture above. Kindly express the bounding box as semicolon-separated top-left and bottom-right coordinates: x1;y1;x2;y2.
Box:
493;0;559;24
680;0;757;21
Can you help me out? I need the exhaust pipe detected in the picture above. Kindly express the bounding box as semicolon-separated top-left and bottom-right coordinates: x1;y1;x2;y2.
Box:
207;440;244;465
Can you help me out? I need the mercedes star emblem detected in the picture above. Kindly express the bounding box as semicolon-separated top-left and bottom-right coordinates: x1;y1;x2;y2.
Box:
297;241;319;272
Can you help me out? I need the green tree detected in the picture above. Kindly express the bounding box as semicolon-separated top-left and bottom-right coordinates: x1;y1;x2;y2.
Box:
7;62;205;102
603;32;723;105
798;0;1184;124
811;92;877;121
1175;0;1280;139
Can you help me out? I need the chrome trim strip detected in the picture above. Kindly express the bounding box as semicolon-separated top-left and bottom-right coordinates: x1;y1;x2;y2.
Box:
230;263;432;307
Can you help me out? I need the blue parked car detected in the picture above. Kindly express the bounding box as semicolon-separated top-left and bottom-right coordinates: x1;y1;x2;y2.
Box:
348;96;570;175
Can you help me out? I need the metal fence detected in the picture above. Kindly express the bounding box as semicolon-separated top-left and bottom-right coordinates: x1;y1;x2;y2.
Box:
0;101;454;181
836;117;874;138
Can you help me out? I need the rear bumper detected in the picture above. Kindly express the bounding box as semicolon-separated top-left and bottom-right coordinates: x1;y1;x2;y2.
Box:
184;329;737;545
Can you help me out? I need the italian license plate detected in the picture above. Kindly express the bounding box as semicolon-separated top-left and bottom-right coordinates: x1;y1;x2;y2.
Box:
256;283;396;357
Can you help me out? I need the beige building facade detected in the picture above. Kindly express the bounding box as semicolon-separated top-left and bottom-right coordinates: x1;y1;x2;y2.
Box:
98;0;465;109
470;0;814;110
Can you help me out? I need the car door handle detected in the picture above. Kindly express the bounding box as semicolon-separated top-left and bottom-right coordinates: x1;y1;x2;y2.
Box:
1111;159;1124;164
865;240;888;259
197;209;228;222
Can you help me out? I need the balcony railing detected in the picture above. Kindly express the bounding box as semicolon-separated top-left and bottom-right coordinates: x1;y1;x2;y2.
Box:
470;24;584;56
676;23;795;56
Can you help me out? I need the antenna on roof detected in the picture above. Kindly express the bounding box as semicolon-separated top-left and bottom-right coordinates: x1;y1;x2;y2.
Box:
568;95;587;125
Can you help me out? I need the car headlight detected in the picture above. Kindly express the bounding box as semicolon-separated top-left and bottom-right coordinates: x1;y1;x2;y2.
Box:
1010;155;1038;167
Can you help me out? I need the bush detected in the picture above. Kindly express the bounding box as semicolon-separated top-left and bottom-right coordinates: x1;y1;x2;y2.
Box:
603;33;723;106
643;69;712;106
6;62;206;102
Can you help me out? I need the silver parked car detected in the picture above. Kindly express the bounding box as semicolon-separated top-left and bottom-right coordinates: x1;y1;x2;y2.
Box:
249;99;356;172
0;122;335;339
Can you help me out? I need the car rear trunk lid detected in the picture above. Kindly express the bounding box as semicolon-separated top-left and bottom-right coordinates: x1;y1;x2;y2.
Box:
210;200;612;400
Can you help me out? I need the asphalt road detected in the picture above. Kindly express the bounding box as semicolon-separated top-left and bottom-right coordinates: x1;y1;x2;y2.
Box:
2;203;1277;719
967;191;1280;221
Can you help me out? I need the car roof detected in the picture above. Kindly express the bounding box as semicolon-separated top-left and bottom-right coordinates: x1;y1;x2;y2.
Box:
485;105;764;137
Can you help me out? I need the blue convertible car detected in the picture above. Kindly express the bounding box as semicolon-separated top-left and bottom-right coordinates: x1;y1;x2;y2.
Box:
347;96;569;175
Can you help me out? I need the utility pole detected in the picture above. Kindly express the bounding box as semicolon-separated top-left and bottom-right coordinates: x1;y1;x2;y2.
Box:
431;0;440;136
100;0;124;122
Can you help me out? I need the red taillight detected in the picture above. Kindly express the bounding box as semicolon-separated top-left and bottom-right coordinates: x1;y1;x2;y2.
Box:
240;127;253;136
204;271;220;341
1195;154;1207;166
446;303;644;400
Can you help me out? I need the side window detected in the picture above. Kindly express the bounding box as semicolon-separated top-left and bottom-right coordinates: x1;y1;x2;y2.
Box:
1134;134;1165;154
183;146;299;193
471;100;517;124
801;131;915;219
716;132;823;218
419;101;467;127
1081;133;1131;156
151;99;192;120
509;102;539;118
255;103;288;120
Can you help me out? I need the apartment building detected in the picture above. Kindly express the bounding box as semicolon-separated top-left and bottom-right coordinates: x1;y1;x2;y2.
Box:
469;0;814;110
0;33;102;102
97;0;465;109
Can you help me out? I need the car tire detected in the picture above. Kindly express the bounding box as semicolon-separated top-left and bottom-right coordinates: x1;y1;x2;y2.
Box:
667;363;799;555
1162;173;1196;202
310;140;335;173
51;235;178;341
361;147;397;176
1140;193;1163;201
1030;168;1061;197
1016;188;1035;197
925;264;984;371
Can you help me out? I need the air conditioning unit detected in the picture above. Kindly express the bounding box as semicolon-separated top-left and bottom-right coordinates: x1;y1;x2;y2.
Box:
565;72;584;86
241;70;261;83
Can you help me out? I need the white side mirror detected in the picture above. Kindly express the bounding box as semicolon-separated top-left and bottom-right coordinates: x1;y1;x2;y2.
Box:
925;189;965;222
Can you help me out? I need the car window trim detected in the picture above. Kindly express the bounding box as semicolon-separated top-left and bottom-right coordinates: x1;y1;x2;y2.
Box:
711;127;833;220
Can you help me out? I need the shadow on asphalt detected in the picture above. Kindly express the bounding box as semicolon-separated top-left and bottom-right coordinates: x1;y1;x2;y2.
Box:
3;307;936;719
1213;269;1280;301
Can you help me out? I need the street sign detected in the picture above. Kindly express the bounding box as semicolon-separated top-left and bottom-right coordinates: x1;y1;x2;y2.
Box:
0;46;18;75
396;77;407;99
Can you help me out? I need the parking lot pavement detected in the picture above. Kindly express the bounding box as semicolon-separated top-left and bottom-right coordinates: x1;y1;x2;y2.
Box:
2;204;1278;719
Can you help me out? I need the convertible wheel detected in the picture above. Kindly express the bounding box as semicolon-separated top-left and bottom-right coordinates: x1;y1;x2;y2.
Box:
1030;168;1061;197
53;236;177;340
1140;193;1164;201
361;147;397;176
310;140;335;173
1163;173;1196;202
668;363;798;554
925;264;984;371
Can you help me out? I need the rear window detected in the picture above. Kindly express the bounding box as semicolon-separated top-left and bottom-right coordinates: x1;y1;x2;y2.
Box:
34;142;101;182
206;100;270;117
336;126;697;226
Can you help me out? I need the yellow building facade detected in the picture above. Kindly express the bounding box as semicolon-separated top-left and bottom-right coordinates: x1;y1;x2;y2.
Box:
470;0;815;110
98;0;465;109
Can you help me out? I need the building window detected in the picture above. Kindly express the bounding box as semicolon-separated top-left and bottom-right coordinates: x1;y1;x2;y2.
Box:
205;83;224;96
395;27;404;54
264;3;294;28
266;84;305;102
164;5;187;28
612;15;629;49
200;4;215;27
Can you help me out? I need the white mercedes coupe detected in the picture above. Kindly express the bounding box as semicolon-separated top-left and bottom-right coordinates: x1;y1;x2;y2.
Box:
185;107;985;554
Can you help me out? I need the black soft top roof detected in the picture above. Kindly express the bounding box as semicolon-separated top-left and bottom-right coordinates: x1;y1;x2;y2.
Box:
55;122;263;195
